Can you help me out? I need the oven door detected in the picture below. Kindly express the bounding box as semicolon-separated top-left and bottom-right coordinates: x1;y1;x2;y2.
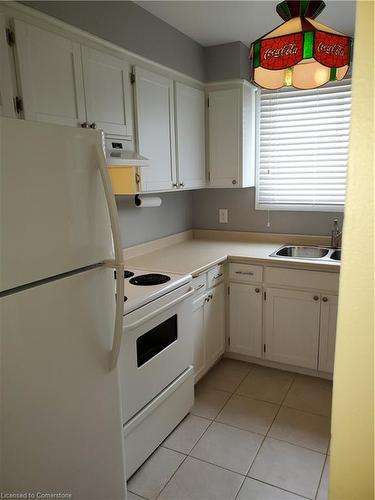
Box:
119;283;193;423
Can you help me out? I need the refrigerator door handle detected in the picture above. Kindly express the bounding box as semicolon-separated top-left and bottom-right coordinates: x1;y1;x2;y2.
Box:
95;143;124;369
95;143;123;267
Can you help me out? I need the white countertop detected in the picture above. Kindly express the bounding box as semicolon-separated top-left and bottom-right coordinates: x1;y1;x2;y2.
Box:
124;231;340;277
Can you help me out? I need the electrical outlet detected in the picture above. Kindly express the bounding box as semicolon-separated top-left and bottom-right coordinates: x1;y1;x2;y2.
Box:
219;209;228;224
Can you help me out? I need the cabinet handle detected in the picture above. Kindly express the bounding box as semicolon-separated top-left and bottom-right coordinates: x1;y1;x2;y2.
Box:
179;182;185;188
313;295;320;301
232;179;237;185
172;183;178;188
195;283;205;292
322;297;328;302
90;122;97;129
255;288;260;293
213;273;223;280
81;122;88;128
235;271;254;276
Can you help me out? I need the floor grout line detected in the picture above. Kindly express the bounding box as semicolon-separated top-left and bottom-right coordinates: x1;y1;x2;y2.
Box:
314;453;329;500
245;476;313;500
154;453;189;500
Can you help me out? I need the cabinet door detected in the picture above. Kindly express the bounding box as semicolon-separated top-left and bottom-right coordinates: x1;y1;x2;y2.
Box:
208;88;240;188
205;283;226;368
191;293;207;383
229;283;262;358
0;15;15;118
318;294;338;373
134;67;176;191
14;20;86;127
81;46;132;137
175;82;205;189
264;287;320;369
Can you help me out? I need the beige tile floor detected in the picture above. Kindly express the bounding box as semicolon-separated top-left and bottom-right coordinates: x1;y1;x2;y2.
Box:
127;359;332;500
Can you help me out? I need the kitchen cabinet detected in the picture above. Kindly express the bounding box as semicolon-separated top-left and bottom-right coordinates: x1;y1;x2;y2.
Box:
264;287;321;370
191;293;207;383
0;14;15;118
207;81;256;188
81;46;133;137
205;282;226;367
318;294;338;373
174;82;206;189
14;20;86;127
133;66;176;192
229;283;262;358
191;280;226;383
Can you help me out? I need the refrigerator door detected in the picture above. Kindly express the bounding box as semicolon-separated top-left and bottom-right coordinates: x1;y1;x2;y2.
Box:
0;267;126;499
0;117;114;292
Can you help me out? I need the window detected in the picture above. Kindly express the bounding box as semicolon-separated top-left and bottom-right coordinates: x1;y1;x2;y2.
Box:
256;79;351;211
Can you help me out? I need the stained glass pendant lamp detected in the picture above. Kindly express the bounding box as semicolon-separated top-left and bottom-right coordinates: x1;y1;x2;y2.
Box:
250;0;353;90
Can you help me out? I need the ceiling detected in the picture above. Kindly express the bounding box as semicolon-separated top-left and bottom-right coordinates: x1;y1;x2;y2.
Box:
134;0;356;47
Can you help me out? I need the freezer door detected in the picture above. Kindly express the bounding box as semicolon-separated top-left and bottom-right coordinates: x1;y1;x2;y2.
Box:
0;267;126;499
0;117;114;292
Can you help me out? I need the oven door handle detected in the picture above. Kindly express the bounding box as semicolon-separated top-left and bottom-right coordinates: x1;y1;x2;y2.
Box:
125;288;194;332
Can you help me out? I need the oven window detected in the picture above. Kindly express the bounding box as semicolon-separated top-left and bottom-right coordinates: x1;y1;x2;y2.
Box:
136;315;178;367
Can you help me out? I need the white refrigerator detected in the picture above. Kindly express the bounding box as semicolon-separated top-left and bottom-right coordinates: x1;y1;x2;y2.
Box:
0;118;127;499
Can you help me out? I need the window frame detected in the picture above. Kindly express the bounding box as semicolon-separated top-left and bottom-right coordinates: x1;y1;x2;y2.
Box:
255;82;349;212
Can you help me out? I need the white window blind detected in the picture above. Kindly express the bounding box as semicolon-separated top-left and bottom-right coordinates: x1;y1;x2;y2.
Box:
256;79;351;211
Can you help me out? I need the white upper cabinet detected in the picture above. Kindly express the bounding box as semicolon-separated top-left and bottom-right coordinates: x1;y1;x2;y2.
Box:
0;15;15;118
264;287;321;370
318;294;338;373
174;82;206;189
207;81;256;188
81;46;133;137
14;20;86;127
133;67;176;192
229;283;262;358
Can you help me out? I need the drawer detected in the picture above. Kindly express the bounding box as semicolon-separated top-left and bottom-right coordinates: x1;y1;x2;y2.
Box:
207;263;225;289
192;273;207;295
229;263;263;283
264;266;339;292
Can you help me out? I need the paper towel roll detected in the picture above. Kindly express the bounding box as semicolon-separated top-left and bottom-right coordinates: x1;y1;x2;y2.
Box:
135;195;162;208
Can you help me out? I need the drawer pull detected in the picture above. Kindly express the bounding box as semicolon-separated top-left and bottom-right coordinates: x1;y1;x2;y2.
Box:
235;271;254;276
195;283;205;291
255;288;260;293
322;296;328;302
213;273;223;280
313;295;320;301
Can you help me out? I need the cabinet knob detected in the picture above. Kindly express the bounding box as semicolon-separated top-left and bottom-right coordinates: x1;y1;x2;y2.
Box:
172;183;178;188
232;179;237;185
90;122;97;129
180;182;185;188
313;295;320;301
322;297;328;302
80;122;88;128
255;288;260;293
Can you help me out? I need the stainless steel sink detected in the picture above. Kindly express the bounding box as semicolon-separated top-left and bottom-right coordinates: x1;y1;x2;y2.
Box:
330;250;341;260
270;245;330;259
270;245;341;261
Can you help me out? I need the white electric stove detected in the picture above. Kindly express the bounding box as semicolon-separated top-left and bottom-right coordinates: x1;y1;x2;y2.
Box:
117;267;195;479
120;268;192;315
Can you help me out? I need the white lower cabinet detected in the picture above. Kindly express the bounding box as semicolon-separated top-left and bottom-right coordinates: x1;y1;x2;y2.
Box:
192;282;225;382
229;282;262;358
318;294;338;373
264;287;321;370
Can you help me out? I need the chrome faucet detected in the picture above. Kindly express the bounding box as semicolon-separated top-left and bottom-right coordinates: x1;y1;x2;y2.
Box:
330;219;342;248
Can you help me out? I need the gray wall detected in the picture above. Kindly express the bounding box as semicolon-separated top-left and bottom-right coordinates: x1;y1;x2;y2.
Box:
117;192;193;248
22;0;205;80
205;41;250;81
193;188;344;236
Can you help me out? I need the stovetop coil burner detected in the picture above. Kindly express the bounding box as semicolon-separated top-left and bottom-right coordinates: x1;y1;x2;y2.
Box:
129;273;171;286
114;270;135;279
